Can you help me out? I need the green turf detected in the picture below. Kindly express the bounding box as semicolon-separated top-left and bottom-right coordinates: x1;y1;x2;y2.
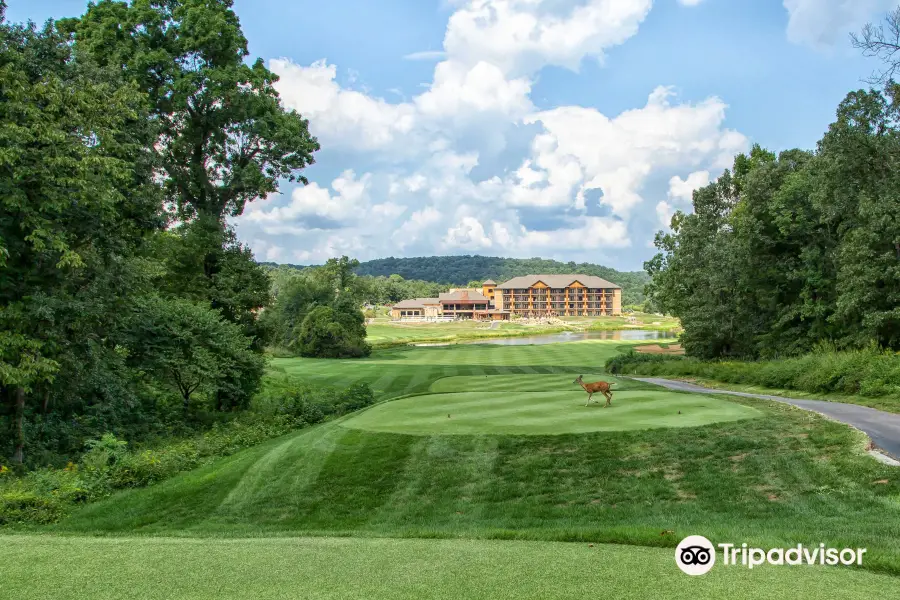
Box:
23;339;900;597
363;313;680;346
54;397;900;578
268;340;638;402
343;375;761;434
1;535;892;600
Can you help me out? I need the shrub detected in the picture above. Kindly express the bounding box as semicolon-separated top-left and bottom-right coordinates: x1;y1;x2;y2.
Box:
294;303;371;358
605;346;900;403
0;378;378;526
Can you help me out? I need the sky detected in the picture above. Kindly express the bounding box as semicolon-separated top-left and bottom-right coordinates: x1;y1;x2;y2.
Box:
10;0;895;270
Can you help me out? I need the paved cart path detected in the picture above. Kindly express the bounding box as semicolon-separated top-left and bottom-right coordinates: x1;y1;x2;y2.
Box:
633;377;900;461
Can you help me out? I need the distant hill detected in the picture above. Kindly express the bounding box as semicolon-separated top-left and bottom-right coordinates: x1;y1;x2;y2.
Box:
354;256;650;305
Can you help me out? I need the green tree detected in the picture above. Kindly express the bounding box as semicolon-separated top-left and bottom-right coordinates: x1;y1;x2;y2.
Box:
62;0;320;222
123;296;265;411
0;15;161;464
294;305;371;359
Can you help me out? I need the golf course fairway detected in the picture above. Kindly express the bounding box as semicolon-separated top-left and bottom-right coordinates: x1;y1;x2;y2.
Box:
343;374;761;434
8;340;900;598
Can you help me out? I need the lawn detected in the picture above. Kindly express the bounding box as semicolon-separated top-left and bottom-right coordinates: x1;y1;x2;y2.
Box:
1;535;894;600
268;339;639;401
364;312;681;346
11;339;900;597
344;375;761;434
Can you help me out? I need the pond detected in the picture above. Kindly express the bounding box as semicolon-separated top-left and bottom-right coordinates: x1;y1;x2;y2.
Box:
467;330;679;346
413;329;679;347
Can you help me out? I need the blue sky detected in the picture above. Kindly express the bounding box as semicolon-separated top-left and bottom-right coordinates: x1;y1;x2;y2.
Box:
11;0;894;270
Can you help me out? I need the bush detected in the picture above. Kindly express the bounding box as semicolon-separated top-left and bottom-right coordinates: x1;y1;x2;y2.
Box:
605;349;680;374
295;303;371;358
0;378;377;526
605;346;900;402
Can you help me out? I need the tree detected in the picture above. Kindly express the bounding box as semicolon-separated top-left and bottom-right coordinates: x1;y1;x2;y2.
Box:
123;296;265;411
645;87;900;359
151;219;272;350
62;0;318;353
851;7;900;85
294;305;371;359
62;0;320;222
0;15;162;464
262;273;336;349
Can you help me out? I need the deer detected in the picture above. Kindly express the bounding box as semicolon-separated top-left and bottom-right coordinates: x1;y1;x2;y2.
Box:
573;375;614;407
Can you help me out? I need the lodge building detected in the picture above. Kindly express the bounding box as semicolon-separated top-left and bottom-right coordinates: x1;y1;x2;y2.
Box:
390;274;622;320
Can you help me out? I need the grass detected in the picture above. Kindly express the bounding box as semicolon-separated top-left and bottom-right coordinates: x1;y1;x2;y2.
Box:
364;312;681;346
51;398;900;576
343;375;761;435
9;338;900;596
268;339;640;402
1;535;896;600
364;320;567;346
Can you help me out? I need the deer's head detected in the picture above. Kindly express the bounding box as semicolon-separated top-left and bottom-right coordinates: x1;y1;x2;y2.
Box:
573;375;583;385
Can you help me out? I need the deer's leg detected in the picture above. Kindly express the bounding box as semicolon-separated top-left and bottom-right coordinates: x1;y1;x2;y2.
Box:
586;393;592;406
604;391;612;407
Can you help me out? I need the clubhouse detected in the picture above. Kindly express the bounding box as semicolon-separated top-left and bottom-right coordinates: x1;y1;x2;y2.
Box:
390;275;622;320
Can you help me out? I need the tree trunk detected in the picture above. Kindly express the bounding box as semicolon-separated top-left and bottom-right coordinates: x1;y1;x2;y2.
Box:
12;386;25;465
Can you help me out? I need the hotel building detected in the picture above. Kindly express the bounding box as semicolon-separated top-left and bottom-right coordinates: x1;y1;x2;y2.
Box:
391;274;622;320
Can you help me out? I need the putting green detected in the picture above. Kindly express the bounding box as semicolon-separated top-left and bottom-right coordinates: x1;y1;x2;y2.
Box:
343;376;761;435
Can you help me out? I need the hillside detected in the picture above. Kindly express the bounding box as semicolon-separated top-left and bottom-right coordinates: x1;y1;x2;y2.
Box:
357;256;650;304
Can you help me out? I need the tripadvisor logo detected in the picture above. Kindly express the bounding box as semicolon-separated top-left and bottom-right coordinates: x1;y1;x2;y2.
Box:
675;536;867;576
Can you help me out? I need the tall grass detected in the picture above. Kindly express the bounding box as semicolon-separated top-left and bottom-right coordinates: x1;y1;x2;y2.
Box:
606;344;900;411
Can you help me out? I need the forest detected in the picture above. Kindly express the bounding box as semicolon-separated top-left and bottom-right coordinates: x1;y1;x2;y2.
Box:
645;86;900;359
0;0;374;469
353;256;650;304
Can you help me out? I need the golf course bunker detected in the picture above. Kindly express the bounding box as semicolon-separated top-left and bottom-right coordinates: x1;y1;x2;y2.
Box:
343;375;762;435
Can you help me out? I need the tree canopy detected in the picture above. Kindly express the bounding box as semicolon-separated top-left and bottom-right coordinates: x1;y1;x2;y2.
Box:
646;89;900;359
0;1;317;467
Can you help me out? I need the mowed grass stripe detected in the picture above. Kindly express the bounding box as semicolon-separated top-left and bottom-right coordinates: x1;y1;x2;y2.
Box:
342;390;762;435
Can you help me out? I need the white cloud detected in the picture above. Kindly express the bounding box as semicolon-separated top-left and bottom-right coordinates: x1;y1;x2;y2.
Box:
245;170;373;226
783;0;894;48
404;50;448;61
668;170;710;202
443;0;653;76
444;216;494;249
235;0;750;268
512;87;747;216
678;0;705;6
656;200;675;229
271;59;418;152
415;60;533;119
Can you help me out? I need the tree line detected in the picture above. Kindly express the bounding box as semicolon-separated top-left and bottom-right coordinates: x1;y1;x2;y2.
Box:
262;264;450;306
308;255;651;305
0;0;320;467
646;15;900;359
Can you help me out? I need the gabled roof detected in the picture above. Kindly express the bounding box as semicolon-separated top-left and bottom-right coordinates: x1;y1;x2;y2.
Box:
496;274;621;290
482;279;497;285
439;290;489;302
392;297;440;309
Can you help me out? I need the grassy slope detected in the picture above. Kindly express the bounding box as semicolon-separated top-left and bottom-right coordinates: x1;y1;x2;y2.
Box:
2;535;895;600
16;340;900;597
54;344;900;576
660;377;900;414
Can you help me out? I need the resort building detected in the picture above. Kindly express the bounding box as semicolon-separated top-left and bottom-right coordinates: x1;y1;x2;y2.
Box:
390;274;621;320
391;298;441;319
496;275;621;317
